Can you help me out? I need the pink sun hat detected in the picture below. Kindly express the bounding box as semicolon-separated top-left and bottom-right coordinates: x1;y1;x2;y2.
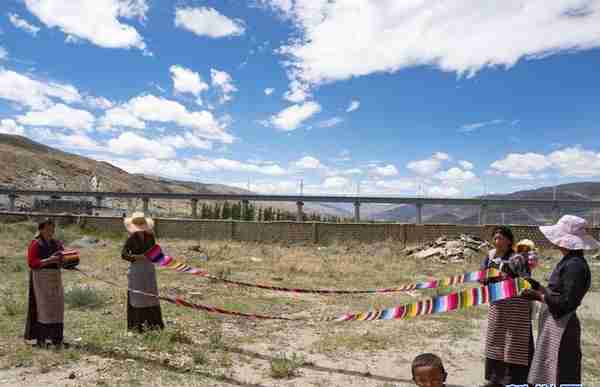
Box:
539;215;600;251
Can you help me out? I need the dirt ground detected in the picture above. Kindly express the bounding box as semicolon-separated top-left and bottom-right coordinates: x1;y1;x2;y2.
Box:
1;222;600;387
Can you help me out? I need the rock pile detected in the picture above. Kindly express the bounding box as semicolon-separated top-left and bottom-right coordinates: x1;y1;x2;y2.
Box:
406;234;492;263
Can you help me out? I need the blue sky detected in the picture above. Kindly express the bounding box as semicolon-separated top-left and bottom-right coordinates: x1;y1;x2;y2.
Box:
1;0;600;197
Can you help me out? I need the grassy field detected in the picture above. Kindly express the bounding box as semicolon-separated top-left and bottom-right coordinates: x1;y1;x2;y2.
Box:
1;221;599;386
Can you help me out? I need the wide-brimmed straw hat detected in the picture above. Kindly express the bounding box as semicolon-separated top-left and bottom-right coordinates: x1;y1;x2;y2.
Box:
539;215;600;251
515;239;536;252
123;212;154;233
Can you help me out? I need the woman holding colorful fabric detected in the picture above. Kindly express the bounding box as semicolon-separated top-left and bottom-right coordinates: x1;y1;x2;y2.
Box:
121;212;164;332
524;215;598;385
480;226;533;387
25;218;66;348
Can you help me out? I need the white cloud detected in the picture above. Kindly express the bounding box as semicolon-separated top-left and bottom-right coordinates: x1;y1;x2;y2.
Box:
407;153;450;176
107;131;176;159
338;168;362;175
170;65;209;97
459;160;474;170
100;156;194;180
427;185;462;197
257;0;294;18
274;0;600;94
323;176;350;189
8;13;41;36
231;180;298;194
294;156;322;169
490;152;552;179
459;119;505;132
85;96;114;110
435;167;477;182
17;104;95;131
267;101;321;131
0;119;26;135
24;0;148;51
0;47;7;60
99;105;145;130
160;132;212;150
346;100;360;113
34;128;104;151
175;6;245;38
372;164;399;177
0;68;81;109
283;79;310;103
264;87;275;95
317;117;343;128
210;158;287;175
371;179;417;194
54;132;102;151
210;68;237;103
548;146;600;178
100;94;234;143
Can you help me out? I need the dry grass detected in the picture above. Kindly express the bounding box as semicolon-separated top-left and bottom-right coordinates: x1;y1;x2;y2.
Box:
1;221;599;386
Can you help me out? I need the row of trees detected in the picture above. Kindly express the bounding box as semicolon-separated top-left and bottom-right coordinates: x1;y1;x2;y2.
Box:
197;201;350;223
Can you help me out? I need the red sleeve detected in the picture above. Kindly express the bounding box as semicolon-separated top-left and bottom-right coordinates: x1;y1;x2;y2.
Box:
27;240;42;269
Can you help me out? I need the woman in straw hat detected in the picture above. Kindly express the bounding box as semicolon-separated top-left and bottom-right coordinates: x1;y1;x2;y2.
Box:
524;215;598;386
479;226;534;387
25;218;67;348
121;212;164;332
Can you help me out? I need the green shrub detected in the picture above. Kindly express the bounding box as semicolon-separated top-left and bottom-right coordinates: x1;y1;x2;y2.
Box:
64;285;104;309
269;352;304;379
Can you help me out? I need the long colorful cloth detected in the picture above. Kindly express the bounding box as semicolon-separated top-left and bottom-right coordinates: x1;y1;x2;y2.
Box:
145;244;502;294
335;278;531;321
74;268;530;322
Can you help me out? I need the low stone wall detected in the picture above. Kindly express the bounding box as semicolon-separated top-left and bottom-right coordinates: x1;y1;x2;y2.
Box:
2;211;597;248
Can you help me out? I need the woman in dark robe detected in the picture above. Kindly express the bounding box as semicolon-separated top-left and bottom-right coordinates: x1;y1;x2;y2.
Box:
480;226;533;387
25;218;66;347
121;212;164;332
524;215;597;385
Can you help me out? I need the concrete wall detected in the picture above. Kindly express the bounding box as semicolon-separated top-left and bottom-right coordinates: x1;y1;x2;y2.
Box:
2;211;599;248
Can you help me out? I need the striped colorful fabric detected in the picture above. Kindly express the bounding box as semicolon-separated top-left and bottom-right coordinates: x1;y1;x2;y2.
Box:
334;278;531;322
75;268;530;322
144;244;502;294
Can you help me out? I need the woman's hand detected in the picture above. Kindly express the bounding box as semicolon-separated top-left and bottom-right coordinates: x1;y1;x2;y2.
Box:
43;253;63;266
521;289;543;302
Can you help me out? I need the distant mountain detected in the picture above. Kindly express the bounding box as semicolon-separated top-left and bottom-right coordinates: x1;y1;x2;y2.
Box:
369;183;600;225
0;134;347;217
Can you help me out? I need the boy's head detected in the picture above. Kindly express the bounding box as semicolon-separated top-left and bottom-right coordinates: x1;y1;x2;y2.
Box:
411;353;446;387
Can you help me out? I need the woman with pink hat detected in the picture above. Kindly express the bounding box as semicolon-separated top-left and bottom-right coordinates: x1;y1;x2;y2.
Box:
121;212;164;332
524;215;599;386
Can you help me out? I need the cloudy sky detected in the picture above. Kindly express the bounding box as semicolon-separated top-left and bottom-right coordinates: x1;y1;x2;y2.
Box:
1;0;600;197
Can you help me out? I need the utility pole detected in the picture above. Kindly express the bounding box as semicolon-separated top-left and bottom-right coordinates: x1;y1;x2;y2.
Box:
299;179;304;195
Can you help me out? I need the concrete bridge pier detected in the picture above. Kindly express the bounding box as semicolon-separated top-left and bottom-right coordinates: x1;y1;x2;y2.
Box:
8;194;17;211
296;201;304;222
242;200;249;220
416;202;423;225
191;198;198;218
354;201;361;222
553;204;561;222
479;203;488;225
142;197;150;215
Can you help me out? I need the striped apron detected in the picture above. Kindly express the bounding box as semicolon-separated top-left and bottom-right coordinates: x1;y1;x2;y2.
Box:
484;250;532;366
485;297;532;365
